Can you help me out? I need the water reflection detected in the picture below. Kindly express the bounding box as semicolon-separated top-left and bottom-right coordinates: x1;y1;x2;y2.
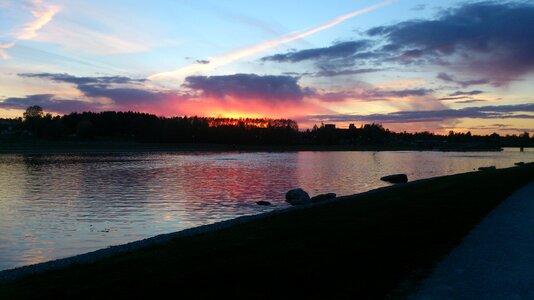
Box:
0;149;532;270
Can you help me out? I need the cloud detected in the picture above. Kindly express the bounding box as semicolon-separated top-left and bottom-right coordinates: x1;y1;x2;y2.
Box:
449;90;483;96
282;68;380;78
12;73;326;117
308;103;534;124
19;73;140;86
0;1;59;60
34;22;156;55
455;99;488;104
437;73;490;88
16;73;184;113
313;68;381;77
368;2;534;85
183;74;311;102
195;60;210;65
17;0;60;40
313;88;434;103
468;124;533;133
0;94;99;113
262;40;372;63
148;0;393;80
372;88;433;98
262;2;534;86
438;96;469;101
0;42;15;59
13;72;325;117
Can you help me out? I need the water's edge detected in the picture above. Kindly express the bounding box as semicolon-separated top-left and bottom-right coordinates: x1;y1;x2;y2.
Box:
0;173;443;283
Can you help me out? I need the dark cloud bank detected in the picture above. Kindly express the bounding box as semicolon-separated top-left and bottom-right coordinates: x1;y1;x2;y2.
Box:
183;73;312;102
264;1;534;85
309;104;534;124
0;73;314;113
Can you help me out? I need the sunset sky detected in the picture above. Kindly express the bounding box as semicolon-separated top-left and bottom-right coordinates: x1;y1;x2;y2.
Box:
0;0;533;134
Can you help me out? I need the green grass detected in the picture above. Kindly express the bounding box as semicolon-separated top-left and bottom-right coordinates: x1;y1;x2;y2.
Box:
1;166;533;299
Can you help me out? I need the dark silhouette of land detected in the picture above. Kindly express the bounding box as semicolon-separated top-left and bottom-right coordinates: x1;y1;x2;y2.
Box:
1;165;533;299
0;106;532;151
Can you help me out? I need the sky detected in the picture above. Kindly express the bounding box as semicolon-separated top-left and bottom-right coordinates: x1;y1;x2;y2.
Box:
0;0;533;134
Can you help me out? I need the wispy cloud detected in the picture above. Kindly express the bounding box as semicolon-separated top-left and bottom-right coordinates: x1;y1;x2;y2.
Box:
34;22;156;55
0;42;15;59
0;0;60;60
148;0;394;80
17;0;60;40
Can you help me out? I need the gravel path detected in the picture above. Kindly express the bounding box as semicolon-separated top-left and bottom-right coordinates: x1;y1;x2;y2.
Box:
410;182;534;300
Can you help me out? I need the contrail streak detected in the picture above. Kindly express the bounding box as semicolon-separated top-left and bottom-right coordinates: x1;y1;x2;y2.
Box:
148;0;393;81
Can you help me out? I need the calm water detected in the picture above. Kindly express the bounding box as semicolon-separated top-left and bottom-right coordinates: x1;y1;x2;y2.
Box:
0;149;532;271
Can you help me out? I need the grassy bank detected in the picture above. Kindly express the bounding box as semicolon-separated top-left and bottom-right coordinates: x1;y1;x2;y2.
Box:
1;166;533;299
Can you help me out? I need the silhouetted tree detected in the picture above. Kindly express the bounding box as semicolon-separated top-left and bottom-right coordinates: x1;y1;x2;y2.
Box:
23;106;44;121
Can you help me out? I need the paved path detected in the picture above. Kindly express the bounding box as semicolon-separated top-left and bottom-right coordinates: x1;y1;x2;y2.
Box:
411;182;534;300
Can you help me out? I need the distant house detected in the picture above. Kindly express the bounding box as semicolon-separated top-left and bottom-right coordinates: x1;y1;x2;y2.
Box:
324;124;336;130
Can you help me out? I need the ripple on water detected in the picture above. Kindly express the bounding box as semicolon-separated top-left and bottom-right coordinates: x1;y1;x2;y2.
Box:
0;149;532;270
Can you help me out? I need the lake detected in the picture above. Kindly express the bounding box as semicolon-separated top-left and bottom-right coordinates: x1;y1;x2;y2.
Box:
0;149;532;271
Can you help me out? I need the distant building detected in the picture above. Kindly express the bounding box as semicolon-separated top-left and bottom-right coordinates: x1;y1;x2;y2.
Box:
324;124;336;130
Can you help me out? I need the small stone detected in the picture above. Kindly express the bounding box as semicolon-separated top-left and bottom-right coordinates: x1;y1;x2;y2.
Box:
285;188;311;205
380;174;408;184
310;193;337;203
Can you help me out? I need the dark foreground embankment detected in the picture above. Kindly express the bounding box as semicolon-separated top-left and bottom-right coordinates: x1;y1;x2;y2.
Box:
1;165;533;299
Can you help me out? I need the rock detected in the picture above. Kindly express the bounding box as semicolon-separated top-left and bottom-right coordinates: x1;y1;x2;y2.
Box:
380;174;408;184
478;166;496;171
310;193;337;203
256;200;271;206
515;162;525;166
285;188;311;205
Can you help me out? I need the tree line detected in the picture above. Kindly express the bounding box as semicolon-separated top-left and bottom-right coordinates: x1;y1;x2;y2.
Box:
1;106;532;148
300;123;532;148
5;106;298;145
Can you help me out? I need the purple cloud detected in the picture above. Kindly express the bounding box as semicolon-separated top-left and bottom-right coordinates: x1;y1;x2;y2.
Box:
0;94;100;113
313;68;381;77
16;73;186;110
308;103;534;124
317;88;434;102
183;73;312;102
437;73;490;88
263;2;534;86
19;73;141;86
449;90;484;97
262;40;372;63
368;2;534;84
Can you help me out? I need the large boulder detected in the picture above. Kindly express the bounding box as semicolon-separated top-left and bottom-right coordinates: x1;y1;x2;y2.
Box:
285;188;311;205
380;174;408;184
310;193;337;203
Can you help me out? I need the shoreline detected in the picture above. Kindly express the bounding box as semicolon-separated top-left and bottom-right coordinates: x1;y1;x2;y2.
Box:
0;172;452;282
1;165;533;299
0;140;514;155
